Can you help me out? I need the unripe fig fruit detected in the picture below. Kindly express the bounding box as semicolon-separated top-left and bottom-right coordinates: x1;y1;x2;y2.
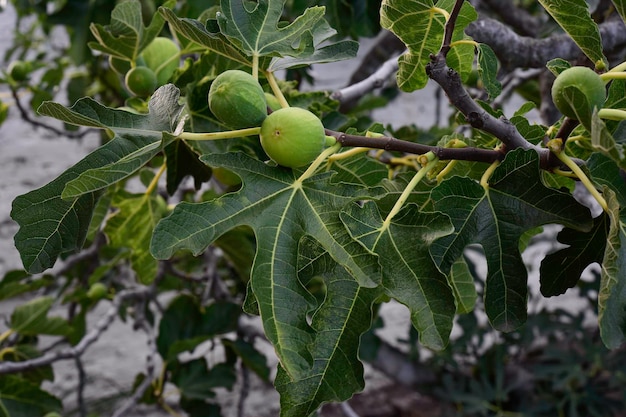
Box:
264;92;282;112
125;66;158;97
551;66;605;123
260;107;326;168
208;70;267;129
8;60;31;82
87;282;108;300
140;37;180;85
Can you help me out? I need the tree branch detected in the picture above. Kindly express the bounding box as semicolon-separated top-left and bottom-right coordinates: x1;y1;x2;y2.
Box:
331;53;401;104
466;17;626;71
0;288;151;374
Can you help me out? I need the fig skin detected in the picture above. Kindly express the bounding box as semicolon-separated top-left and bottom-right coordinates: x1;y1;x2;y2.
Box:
260;107;326;168
125;66;158;97
551;66;606;121
208;70;268;129
140;37;180;85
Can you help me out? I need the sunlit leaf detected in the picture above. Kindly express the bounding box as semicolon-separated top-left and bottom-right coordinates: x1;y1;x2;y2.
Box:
538;0;608;68
380;0;476;91
89;0;175;61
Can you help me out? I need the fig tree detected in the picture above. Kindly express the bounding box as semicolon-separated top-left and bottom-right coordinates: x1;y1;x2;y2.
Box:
140;37;180;85
125;66;158;97
208;70;267;129
551;66;606;123
260;107;326;168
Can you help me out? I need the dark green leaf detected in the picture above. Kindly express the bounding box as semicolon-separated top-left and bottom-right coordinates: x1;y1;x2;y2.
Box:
430;149;593;331
540;214;609;296
151;152;382;379
170;358;236;400
0;375;62;417
276;237;381;417
164;140;212;194
157;295;241;361
342;201;455;349
11;86;183;274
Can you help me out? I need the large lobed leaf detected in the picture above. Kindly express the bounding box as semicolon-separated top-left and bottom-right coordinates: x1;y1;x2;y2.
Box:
380;0;476;91
275;237;381;417
342;201;456;350
430;149;593;331
88;0;174;60
11;86;183;274
538;0;608;68
216;0;324;59
151;152;382;379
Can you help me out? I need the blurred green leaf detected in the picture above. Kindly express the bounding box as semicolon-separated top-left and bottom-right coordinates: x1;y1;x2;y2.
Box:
0;375;62;417
10;296;72;336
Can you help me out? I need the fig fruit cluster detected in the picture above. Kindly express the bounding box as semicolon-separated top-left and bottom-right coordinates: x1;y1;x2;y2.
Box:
111;37;180;98
551;66;606;124
208;69;326;168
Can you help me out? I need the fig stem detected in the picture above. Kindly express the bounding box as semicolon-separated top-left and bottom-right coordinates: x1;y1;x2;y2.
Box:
327;147;370;162
597;108;626;121
298;142;342;183
382;155;439;229
430;6;450;20
266;71;290;109
608;61;626;73
550;141;608;212
178;127;261;141
480;158;500;190
449;39;478;49
145;162;167;196
252;54;259;80
436;159;458;183
600;72;626;81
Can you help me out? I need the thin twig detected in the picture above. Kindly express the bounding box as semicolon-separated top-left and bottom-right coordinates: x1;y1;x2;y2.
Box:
331;53;401;104
0;288;151;374
75;356;88;417
9;88;95;139
237;364;250;417
110;316;158;417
